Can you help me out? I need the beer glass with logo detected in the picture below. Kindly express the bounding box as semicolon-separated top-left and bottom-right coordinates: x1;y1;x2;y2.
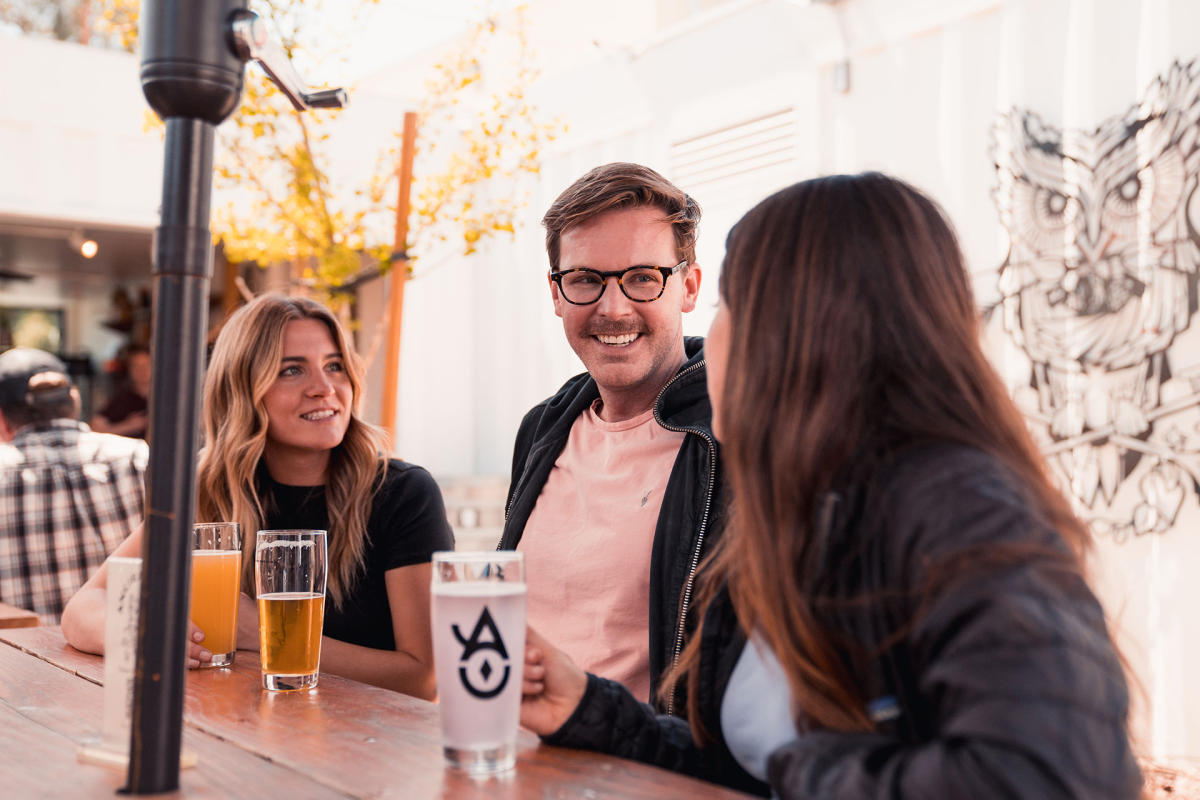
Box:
254;530;326;691
189;522;242;667
431;551;526;774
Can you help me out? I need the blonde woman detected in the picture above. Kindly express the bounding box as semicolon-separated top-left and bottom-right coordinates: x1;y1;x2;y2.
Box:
63;294;453;698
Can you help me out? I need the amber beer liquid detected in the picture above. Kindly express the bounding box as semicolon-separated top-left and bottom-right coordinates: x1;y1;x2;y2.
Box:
190;522;242;667
258;592;324;676
188;550;241;661
254;530;327;691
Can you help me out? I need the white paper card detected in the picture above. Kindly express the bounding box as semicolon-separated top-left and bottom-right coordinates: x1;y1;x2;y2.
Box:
100;556;141;755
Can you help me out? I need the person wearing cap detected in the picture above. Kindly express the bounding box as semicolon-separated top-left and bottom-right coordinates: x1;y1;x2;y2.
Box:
0;347;148;624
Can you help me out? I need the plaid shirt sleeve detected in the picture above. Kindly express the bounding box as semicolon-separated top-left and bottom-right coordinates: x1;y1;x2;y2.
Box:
0;421;148;624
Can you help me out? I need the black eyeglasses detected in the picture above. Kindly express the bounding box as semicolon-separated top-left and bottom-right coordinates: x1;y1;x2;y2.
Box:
549;260;687;305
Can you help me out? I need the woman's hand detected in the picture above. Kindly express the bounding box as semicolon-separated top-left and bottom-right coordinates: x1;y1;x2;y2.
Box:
236;592;260;652
186;621;212;669
520;626;588;737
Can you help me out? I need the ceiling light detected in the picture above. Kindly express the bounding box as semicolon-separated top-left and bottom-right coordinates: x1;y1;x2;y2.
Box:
68;229;99;259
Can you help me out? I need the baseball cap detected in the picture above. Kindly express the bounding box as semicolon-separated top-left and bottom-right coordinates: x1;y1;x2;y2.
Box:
0;348;73;407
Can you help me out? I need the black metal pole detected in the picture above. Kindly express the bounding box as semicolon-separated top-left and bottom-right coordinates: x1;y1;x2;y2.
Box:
125;118;216;795
127;1;343;787
129;0;245;792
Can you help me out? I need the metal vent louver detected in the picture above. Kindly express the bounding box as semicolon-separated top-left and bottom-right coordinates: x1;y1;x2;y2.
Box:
669;108;799;191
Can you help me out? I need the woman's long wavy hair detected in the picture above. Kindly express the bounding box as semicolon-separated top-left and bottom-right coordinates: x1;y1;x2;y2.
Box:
666;173;1099;733
196;293;386;608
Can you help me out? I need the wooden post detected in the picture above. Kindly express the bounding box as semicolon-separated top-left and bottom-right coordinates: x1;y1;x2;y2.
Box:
222;251;240;319
381;111;419;450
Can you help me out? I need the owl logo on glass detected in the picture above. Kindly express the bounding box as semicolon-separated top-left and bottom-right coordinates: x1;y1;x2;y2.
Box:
452;606;510;699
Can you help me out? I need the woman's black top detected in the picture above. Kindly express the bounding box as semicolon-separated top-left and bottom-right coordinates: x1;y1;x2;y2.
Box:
260;458;454;651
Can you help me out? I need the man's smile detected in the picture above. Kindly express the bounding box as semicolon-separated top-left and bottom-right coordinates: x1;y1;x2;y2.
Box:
595;333;641;346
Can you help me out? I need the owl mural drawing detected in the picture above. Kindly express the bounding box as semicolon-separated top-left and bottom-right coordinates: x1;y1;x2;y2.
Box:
991;59;1200;542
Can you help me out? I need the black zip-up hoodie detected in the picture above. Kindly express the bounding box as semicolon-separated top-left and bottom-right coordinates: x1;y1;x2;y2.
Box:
499;337;723;713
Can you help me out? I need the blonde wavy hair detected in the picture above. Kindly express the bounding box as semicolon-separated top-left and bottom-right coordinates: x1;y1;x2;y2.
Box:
196;293;386;608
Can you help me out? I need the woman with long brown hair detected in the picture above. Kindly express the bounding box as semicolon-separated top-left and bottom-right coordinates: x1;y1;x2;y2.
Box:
520;173;1141;797
64;294;453;698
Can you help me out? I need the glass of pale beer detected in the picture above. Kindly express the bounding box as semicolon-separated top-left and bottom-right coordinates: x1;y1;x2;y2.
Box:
190;522;241;667
254;530;327;691
431;551;526;774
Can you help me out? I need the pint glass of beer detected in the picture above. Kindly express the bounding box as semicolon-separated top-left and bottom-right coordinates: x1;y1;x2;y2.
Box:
254;530;326;691
431;551;526;774
189;522;242;667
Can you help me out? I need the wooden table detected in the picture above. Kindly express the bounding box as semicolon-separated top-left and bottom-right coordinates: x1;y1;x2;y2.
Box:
0;601;38;628
0;626;754;798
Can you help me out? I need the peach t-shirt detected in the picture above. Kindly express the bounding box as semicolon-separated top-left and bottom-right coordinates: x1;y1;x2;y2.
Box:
520;401;686;703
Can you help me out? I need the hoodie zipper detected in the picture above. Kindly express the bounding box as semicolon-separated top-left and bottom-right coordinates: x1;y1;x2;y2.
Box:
499;468;520;550
651;359;717;717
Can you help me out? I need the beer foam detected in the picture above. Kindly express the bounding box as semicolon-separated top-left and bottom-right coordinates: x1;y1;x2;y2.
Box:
257;591;323;601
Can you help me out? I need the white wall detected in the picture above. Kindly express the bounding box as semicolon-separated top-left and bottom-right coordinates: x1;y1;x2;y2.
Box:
0;36;162;227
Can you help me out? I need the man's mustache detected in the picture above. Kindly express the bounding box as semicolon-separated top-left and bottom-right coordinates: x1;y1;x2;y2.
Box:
584;324;645;336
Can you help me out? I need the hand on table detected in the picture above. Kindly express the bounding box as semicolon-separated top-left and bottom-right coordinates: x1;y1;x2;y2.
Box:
520;626;588;737
187;621;212;669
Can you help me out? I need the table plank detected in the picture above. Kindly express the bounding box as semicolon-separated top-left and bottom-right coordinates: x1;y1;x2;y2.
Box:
179;655;750;798
0;686;125;798
0;626;102;682
0;601;39;629
0;627;754;799
0;634;348;798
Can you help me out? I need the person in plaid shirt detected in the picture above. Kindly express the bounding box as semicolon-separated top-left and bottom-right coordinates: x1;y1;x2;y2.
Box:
0;348;148;624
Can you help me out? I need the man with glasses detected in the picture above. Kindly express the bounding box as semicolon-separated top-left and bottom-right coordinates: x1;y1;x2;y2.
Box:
499;163;721;712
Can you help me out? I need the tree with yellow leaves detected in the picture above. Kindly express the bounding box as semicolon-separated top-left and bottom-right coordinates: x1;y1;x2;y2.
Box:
91;0;560;312
407;5;554;261
215;1;561;313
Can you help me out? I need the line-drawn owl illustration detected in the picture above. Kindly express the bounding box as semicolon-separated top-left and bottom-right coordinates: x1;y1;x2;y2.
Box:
992;60;1200;538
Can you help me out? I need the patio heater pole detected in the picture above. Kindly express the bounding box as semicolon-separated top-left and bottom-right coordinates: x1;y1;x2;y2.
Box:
130;1;245;792
130;2;346;792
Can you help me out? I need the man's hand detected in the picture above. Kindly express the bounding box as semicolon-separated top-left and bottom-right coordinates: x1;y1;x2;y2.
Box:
520;626;588;737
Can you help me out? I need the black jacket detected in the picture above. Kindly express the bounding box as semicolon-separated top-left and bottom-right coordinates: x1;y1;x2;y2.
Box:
544;444;1143;799
500;337;722;711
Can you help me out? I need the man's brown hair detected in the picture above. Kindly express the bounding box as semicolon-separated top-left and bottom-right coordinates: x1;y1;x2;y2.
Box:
542;162;701;270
